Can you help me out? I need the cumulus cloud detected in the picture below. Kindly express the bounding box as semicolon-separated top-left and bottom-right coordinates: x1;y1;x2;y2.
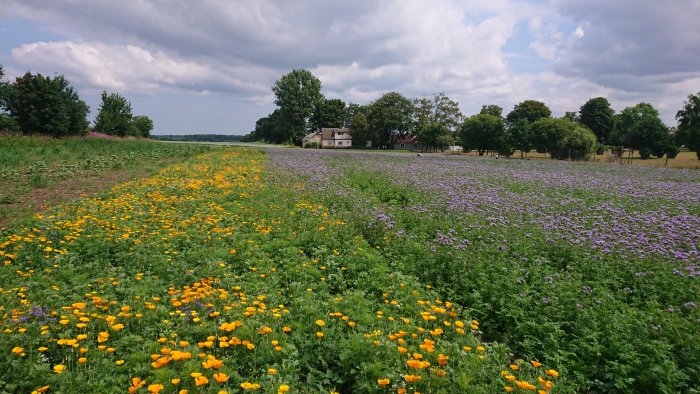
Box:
3;0;698;129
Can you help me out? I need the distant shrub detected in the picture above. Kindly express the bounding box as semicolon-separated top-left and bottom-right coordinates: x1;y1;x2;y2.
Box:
639;147;652;160
304;142;319;149
665;145;680;159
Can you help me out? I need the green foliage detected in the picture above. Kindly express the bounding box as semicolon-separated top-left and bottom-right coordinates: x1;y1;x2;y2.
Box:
311;98;347;130
5;72;89;136
94;91;134;137
506;100;552;125
349;112;372;148
272;69;323;144
367;92;414;147
613;103;669;159
508;119;533;158
675;91;700;159
479;104;503;117
417;122;450;152
459;114;506;156
131;115;154;138
579;97;615;144
530;118;597;160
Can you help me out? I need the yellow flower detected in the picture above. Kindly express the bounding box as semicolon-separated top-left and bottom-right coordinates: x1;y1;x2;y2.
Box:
11;346;24;355
316;331;324;338
377;378;390;387
116;360;125;365
530;360;542;368
240;381;261;390
78;357;87;364
38;346;48;352
267;368;277;375
504;387;514;392
315;319;325;327
278;385;290;393
404;374;421;383
171;378;181;385
545;369;559;378
53;364;66;374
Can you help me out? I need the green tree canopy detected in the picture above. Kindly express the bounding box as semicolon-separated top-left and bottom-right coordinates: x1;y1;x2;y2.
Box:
506;100;552;125
530;118;597;160
479;104;503;117
508;118;533;158
676;92;700;159
272;69;323;144
349;112;373;148
579;97;615;144
131;115;154;138
311;98;346;130
5;72;89;136
612;102;669;159
413;93;464;137
417;122;451;152
459;113;506;156
253;109;289;144
94;91;134;137
367;92;414;147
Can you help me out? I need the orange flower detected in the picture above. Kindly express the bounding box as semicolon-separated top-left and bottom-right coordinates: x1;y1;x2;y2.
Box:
404;374;421;383
194;375;209;386
377;378;390;387
147;384;164;393
213;373;229;383
530;360;542;368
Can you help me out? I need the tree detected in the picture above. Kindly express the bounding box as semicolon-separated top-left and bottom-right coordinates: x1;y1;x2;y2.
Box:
94;91;133;137
254;109;289;144
530;118;597;160
459;114;506;156
412;93;464;137
345;103;368;128
613;103;668;159
349;112;373;148
509;118;533;158
272;69;323;144
417;122;450;152
0;65;19;131
506;100;551;125
676;92;700;159
432;93;464;136
131;115;154;138
367;92;413;147
311;98;346;130
480;104;503;117
5;72;89;136
563;111;580;123
579;97;615;144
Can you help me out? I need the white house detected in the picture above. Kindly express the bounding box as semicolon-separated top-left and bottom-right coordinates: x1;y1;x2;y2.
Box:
320;128;352;148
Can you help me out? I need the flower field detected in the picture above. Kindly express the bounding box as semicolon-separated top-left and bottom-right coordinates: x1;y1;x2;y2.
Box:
1;147;698;393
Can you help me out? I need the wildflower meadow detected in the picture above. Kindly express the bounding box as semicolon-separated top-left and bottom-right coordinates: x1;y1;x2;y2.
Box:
1;146;698;393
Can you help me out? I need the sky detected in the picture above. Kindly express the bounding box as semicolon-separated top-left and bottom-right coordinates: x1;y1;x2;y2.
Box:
1;1;699;135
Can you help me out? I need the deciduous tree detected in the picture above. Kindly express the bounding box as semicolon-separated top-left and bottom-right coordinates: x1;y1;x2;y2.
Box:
367;92;413;147
459;114;506;156
6;72;89;136
579;97;615;144
613;103;668;159
131;115;154;138
272;69;323;144
676;92;700;159
94;91;133;137
506;100;551;125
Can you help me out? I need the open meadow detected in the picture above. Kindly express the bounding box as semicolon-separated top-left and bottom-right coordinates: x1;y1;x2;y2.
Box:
0;143;698;393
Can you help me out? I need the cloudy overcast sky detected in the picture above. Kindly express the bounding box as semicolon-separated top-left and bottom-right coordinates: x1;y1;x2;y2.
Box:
2;0;699;134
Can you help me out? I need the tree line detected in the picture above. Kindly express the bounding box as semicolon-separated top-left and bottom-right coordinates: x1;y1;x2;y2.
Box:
251;69;700;160
0;64;153;138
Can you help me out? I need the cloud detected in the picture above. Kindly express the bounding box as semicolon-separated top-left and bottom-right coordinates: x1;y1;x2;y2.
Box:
11;41;273;98
3;0;697;130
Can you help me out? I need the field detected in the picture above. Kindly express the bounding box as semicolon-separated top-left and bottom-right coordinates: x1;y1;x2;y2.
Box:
0;142;698;393
0;136;212;228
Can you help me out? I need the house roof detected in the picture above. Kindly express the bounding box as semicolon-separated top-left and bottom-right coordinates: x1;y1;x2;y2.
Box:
321;128;351;140
394;134;417;144
302;131;321;141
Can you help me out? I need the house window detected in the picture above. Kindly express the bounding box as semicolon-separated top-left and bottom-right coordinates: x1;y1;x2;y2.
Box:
400;143;405;147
